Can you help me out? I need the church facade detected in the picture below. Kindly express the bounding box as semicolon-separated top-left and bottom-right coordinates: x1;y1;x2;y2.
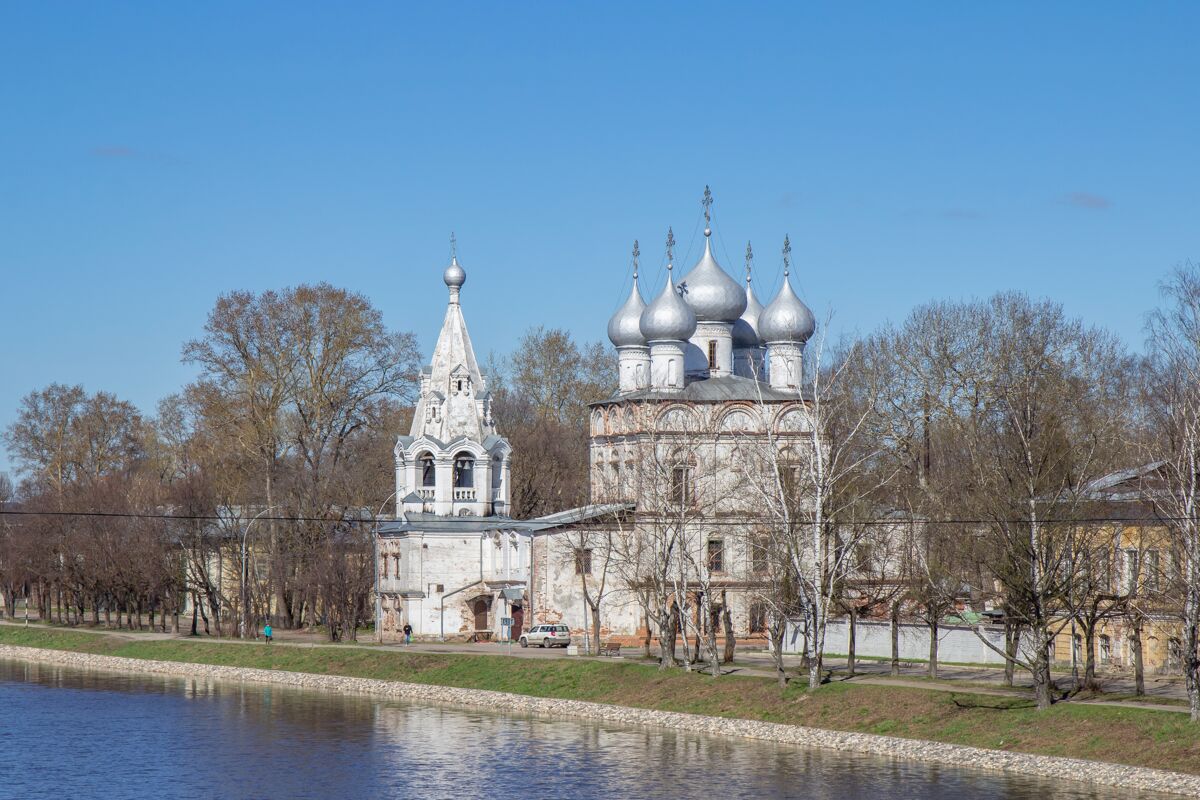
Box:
376;197;817;646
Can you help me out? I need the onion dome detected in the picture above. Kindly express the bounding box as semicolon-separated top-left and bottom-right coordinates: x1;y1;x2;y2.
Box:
679;230;747;323
443;255;466;289
732;286;763;347
608;256;647;348
732;244;764;348
759;274;815;344
640;270;697;342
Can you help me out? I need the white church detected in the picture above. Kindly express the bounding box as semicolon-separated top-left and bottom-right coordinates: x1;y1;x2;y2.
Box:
376;194;817;646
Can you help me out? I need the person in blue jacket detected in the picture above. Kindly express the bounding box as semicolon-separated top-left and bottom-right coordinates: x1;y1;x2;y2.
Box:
263;623;273;643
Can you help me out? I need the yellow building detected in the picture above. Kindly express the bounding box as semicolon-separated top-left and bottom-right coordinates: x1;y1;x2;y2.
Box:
1048;464;1186;677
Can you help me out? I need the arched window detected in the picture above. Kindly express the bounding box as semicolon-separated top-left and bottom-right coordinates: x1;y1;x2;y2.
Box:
419;453;436;487
454;452;475;488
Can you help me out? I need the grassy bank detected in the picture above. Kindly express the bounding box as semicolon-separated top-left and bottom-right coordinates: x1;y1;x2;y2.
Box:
3;625;1199;775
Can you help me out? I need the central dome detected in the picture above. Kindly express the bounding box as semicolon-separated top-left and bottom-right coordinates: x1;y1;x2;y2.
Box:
679;234;747;323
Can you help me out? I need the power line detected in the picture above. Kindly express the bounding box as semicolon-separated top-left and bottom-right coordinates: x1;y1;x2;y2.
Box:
0;509;372;524
0;508;1185;527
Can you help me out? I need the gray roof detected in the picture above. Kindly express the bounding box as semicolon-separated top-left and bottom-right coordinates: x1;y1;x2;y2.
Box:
524;503;633;531
594;374;808;405
1082;461;1167;500
378;503;632;537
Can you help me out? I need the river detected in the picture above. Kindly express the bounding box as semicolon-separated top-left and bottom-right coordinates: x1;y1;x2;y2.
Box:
0;659;1176;800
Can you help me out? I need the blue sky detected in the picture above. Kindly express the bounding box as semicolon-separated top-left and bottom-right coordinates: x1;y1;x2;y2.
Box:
1;3;1197;476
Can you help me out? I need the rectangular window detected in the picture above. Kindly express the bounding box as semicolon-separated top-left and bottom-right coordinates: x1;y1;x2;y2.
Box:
1145;550;1160;591
381;556;389;579
749;603;767;634
575;548;593;575
1124;549;1139;594
751;535;769;574
780;464;801;505
707;539;724;573
707;340;717;370
670;466;691;507
1094;548;1112;593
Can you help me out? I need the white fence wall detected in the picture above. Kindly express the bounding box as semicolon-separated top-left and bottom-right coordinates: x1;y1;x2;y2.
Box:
784;618;1019;666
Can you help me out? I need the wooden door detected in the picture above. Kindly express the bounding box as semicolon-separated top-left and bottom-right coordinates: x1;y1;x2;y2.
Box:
511;605;524;640
473;598;489;631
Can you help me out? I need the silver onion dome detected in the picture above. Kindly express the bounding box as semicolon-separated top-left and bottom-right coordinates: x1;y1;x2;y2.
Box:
640;273;697;342
443;255;466;289
679;233;747;323
607;278;647;348
759;274;815;343
732;282;764;348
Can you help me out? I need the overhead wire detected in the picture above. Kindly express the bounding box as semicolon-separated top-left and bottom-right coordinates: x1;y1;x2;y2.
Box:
0;508;1185;527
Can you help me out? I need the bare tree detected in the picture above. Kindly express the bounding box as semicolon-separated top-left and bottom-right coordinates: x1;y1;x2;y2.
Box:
1143;263;1200;721
489;327;615;518
884;294;1132;710
735;316;894;691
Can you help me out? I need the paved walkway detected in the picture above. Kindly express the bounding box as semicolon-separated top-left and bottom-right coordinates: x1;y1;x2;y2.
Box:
3;620;1188;711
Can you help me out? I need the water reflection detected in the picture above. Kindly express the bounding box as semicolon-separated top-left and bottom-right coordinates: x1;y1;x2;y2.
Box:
0;659;1174;800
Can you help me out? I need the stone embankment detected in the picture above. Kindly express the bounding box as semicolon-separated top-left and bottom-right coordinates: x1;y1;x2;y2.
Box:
2;643;1196;798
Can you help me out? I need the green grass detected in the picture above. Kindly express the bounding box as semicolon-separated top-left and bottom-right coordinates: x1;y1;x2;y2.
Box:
3;625;1200;775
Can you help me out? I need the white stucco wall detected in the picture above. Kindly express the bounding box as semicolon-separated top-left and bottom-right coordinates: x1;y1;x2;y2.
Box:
785;618;1018;665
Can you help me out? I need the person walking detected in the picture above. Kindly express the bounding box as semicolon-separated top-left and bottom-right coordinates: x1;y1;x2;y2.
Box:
403;622;413;646
263;622;273;644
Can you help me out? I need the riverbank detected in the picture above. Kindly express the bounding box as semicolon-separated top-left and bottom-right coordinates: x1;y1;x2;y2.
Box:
2;626;1198;797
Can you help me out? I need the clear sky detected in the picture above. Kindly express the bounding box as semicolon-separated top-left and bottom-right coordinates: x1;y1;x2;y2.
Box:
1;3;1197;477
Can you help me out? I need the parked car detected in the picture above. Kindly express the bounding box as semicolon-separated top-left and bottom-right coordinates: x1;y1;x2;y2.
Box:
519;624;571;648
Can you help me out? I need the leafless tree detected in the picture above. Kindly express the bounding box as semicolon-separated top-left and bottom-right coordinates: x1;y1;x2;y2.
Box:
883;294;1132;710
734;318;895;691
1143;263;1200;721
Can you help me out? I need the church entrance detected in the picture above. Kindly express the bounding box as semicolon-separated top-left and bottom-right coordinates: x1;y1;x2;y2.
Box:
511;603;524;640
472;597;491;632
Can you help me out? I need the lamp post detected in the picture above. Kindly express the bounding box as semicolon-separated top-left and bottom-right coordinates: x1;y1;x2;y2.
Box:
240;506;276;639
374;490;401;643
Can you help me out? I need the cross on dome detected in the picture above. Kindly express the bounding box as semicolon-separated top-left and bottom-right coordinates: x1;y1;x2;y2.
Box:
702;185;713;237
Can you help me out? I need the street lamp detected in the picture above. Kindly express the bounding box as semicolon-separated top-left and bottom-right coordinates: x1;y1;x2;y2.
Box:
240;506;276;639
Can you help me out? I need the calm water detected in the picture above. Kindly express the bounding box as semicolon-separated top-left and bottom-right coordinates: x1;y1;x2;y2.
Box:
0;659;1174;800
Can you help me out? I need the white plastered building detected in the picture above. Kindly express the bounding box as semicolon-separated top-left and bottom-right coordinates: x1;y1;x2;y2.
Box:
377;197;819;646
